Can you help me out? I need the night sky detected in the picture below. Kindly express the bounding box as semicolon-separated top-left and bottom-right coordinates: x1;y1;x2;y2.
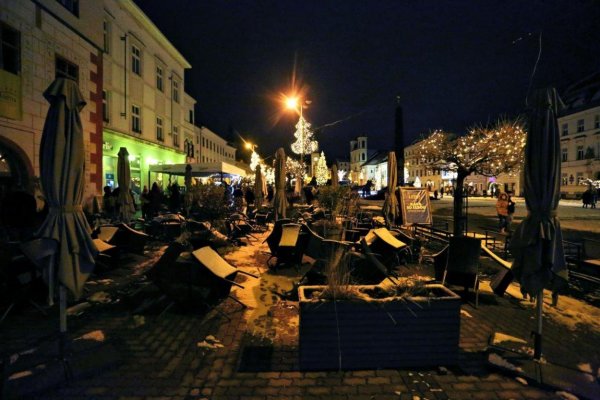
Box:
134;0;600;161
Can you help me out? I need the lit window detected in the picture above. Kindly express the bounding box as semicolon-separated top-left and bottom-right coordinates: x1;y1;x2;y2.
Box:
103;20;110;54
131;105;141;133
173;80;179;103
561;174;568;186
156;66;163;91
156;117;163;141
55;55;78;82
131;45;141;75
577;119;584;133
561;123;568;136
577;145;584;160
173;125;179;147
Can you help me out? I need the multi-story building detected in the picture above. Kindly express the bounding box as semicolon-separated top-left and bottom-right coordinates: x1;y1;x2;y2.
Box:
101;0;191;193
349;135;370;184
335;159;350;181
198;126;236;164
1;0;237;202
558;72;600;198
0;0;104;198
404;139;521;196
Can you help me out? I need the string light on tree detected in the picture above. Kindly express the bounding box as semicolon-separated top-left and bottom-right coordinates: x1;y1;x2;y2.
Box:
315;151;329;185
419;118;526;236
249;150;260;171
291;116;318;158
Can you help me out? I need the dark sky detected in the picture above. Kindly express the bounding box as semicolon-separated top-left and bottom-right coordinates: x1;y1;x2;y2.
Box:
135;0;600;161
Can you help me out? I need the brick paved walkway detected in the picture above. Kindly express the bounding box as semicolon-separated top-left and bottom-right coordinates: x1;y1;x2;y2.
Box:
2;230;598;400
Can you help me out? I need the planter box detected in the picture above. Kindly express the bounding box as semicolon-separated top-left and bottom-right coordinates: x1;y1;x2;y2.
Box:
299;284;461;370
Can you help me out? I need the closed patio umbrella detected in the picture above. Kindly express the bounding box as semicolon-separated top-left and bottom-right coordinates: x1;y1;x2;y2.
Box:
274;148;288;220
509;87;568;360
254;164;264;207
331;164;339;187
382;152;399;226
117;147;135;223
184;163;193;191
37;78;98;353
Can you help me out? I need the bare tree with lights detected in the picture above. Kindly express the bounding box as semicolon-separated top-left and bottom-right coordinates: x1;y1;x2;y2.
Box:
315;151;329;185
419;119;526;236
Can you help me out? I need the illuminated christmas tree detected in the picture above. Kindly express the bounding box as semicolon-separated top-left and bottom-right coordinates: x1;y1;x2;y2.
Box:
249;150;260;171
315;151;329;185
291;116;318;160
419;118;526;236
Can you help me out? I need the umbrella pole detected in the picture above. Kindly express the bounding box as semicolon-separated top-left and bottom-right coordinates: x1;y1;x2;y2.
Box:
533;289;543;360
59;285;72;378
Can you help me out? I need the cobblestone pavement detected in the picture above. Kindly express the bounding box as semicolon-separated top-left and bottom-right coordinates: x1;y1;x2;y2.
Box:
2;224;599;400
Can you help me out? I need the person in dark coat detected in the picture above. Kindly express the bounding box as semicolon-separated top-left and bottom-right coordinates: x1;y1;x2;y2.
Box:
266;185;274;203
169;183;181;212
150;182;162;217
244;186;255;207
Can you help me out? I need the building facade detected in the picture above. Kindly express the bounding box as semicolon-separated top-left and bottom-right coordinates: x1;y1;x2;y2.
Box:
558;72;600;198
0;0;104;199
349;135;369;184
404;139;521;196
1;0;237;203
101;0;190;193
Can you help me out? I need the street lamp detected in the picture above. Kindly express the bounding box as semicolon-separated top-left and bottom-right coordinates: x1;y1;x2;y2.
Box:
285;96;316;180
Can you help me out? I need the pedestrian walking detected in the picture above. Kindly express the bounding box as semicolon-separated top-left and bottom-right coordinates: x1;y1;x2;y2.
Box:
496;192;510;233
582;189;592;208
506;193;516;232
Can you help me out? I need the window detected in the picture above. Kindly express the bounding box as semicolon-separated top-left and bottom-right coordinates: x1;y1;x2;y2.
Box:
102;90;109;122
56;0;79;17
595;115;599;129
131;45;141;75
577;119;585;133
561;148;568;162
172;80;180;103
173;125;179;147
0;23;20;75
156;117;163;141
156;65;163;91
576;172;584;184
189;109;194;124
55;55;78;82
361;153;365;161
577;145;584;160
561;123;568;136
103;19;110;54
131;104;141;133
561;174;568;186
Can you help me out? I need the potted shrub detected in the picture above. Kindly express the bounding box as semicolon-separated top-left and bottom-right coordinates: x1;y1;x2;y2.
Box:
298;253;461;370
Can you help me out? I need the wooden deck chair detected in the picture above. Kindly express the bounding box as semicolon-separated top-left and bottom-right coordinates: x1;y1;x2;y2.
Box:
442;236;481;308
264;218;291;260
269;223;302;269
363;228;410;270
93;238;120;269
112;223;150;254
0;240;55;322
192;246;258;312
359;238;399;285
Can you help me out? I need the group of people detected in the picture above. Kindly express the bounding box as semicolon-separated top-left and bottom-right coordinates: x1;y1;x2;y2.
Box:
495;191;516;234
582;187;599;208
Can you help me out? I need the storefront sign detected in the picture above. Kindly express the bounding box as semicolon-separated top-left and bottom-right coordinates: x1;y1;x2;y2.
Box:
400;187;432;225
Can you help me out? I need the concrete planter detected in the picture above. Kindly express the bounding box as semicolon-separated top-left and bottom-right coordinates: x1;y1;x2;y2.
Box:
299;284;461;370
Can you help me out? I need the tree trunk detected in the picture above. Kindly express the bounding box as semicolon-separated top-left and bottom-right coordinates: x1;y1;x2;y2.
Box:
453;172;467;237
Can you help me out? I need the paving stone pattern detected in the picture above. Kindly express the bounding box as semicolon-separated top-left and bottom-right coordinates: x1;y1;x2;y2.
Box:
1;233;594;400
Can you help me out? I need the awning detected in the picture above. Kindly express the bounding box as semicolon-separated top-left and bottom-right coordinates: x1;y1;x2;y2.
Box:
149;162;247;178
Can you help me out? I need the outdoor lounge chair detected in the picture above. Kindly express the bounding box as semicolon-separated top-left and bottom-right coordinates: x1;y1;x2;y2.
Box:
93;238;120;269
264;218;291;258
0;240;54;323
191;246;258;313
359;238;399;285
363;227;411;268
267;223;306;269
442;236;482;307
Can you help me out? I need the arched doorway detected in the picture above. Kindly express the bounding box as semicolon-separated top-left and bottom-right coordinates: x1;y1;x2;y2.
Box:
0;137;33;196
